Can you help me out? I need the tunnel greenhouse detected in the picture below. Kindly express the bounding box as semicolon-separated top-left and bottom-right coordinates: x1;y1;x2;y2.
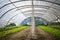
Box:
0;0;60;40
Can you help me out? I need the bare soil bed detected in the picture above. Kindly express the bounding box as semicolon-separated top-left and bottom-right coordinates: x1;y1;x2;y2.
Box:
0;27;55;40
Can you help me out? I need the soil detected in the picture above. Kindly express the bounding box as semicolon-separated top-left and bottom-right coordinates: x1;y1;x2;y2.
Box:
0;27;55;40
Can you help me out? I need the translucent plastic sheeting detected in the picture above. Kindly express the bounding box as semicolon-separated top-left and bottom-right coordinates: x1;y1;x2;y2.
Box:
0;0;60;26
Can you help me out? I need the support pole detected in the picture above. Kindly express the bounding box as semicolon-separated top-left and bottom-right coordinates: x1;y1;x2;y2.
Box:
31;0;35;38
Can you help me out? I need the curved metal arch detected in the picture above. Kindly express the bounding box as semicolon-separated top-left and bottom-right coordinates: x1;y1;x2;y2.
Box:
6;13;43;25
23;12;56;19
6;12;43;25
7;13;50;25
21;16;48;25
0;1;22;9
44;0;60;21
24;13;44;16
6;11;58;25
23;14;54;22
5;9;50;25
17;8;58;19
0;5;33;19
0;8;15;19
15;5;59;17
0;5;49;19
6;13;22;25
26;13;57;18
0;0;60;9
0;5;59;19
21;10;47;13
0;0;59;25
35;0;60;5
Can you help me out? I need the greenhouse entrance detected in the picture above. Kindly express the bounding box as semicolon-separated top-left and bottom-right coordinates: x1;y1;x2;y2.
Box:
0;0;60;40
21;17;48;26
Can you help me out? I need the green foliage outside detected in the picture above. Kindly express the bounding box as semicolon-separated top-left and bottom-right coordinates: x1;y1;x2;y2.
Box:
5;23;16;27
22;24;30;26
0;26;28;38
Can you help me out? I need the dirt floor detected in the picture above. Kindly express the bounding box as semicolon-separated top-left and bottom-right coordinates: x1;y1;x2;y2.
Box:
0;27;55;40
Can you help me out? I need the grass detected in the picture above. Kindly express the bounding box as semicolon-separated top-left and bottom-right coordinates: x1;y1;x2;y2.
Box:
0;26;28;38
39;25;60;38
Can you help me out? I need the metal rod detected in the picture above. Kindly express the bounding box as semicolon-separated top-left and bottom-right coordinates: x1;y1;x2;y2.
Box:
31;0;35;38
8;0;26;17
